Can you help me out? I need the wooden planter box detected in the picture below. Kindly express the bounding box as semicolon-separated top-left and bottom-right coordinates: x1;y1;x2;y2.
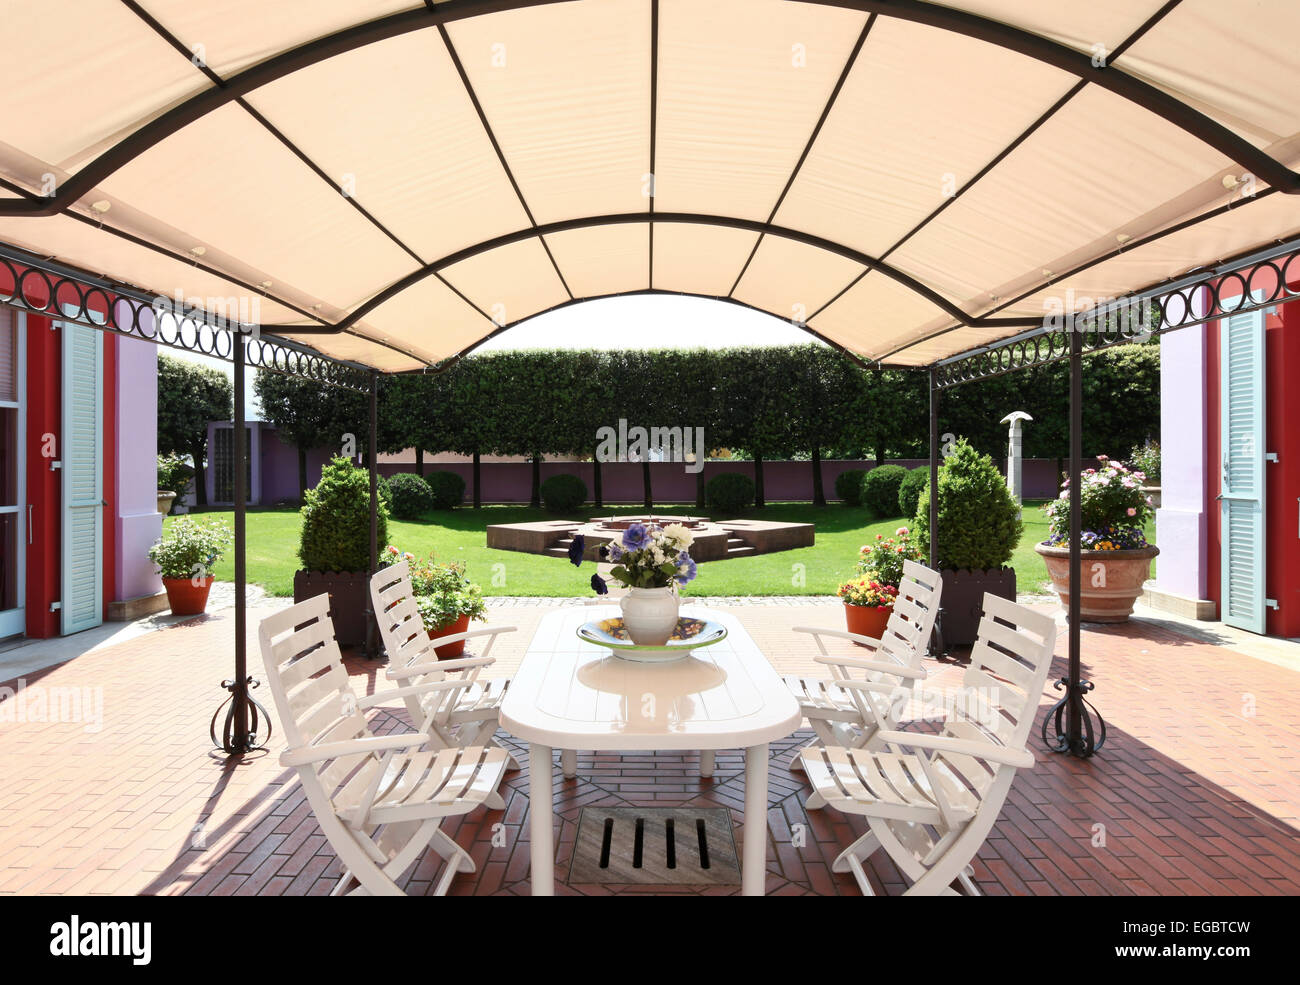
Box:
294;570;370;647
937;567;1016;648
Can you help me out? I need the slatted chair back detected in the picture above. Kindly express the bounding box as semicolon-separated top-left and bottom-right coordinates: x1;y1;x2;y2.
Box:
874;559;943;671
950;593;1057;751
370;560;437;669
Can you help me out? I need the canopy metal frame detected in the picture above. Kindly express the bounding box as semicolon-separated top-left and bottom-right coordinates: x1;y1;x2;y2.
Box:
0;0;1297;760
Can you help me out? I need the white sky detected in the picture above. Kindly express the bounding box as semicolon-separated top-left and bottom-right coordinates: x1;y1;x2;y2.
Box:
168;295;814;418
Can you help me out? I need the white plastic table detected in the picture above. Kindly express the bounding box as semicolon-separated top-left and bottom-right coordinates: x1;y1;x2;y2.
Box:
499;605;801;896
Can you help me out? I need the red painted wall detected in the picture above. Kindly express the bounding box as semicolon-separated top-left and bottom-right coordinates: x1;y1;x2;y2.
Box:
1204;267;1300;636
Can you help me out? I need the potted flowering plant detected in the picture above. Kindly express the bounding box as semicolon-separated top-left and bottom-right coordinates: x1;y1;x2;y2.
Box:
844;526;922;637
837;577;899;639
380;545;487;658
573;522;698;645
147;517;231;615
1035;455;1158;622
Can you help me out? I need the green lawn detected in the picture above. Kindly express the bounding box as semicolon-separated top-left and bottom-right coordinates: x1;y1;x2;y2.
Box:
170;500;1153;598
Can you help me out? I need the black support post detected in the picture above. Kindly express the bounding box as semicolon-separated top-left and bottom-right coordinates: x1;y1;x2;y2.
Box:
928;368;945;657
366;371;379;660
1042;328;1106;756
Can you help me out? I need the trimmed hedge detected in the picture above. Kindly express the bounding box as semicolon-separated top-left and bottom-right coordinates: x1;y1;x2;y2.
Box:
834;469;868;506
861;465;907;517
299;456;390;573
913;439;1022;570
540;473;588;513
898;466;929;520
386;472;434;520
424;470;466;510
706;472;756;514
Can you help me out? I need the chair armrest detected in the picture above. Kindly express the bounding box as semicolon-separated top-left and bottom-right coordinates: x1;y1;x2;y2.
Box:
386;655;495;681
874;729;1035;769
814;655;926;681
280;731;428;767
356;680;467;708
793;625;883;650
427;625;517;647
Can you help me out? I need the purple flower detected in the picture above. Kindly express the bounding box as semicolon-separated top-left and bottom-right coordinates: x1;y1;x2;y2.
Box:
601;539;623;563
621;522;650;551
674;552;697;586
567;533;586;566
590;573;608;595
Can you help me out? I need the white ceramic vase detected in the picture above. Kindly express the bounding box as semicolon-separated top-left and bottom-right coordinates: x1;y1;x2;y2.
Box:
619;586;680;646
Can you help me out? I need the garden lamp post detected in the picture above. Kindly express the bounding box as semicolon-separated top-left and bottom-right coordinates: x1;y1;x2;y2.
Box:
1000;410;1032;507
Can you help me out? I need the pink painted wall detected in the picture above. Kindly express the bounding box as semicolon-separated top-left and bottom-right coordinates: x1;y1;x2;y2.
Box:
113;327;162;601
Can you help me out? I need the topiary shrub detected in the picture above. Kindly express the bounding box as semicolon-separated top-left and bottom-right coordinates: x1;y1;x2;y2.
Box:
898;466;930;520
424;471;466;510
913;438;1021;571
376;474;393;513
298;456;390;572
540;473;587;513
706;471;756;514
386;472;434;520
860;464;907;518
834;469;868;506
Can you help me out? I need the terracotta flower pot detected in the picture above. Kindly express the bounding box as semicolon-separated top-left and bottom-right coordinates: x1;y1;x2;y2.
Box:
844;601;892;643
1035;543;1159;623
428;613;471;659
162;575;214;616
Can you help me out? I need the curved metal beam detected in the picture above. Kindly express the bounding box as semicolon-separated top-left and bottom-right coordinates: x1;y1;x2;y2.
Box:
808;0;1300;193
282;211;972;334
1;0;1294;223
0;0;576;217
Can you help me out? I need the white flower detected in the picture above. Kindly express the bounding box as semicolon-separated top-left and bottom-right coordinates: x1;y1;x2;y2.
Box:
650;545;666;565
662;523;694;549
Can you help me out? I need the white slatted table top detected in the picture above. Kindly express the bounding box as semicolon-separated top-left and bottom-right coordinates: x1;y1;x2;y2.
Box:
499;606;801;750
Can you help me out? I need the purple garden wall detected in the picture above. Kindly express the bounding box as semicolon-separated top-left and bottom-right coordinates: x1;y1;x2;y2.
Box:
247;425;1075;505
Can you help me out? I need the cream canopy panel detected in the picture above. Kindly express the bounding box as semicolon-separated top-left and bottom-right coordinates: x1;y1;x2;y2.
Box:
544;224;650;299
447;0;652;224
810;270;950;363
349;275;495;366
775;16;1075;258
0;0;208;173
244;28;531;263
890;86;1234;313
651;223;758;298
1118;0;1300;149
732;235;863;324
439;237;569;330
942;0;1169;52
141;0;421;78
0;212;307;328
653;0;866;220
276;328;427;374
97;104;418;313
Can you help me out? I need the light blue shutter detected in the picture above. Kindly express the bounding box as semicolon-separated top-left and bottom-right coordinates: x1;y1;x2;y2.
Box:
61;320;103;634
1219;304;1266;634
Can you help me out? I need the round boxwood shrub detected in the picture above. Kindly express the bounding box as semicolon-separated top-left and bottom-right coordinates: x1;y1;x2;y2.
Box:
913;439;1022;571
898;465;929;520
834;469;868;506
540;473;587;513
385;472;434;520
424;470;466;510
706;471;756;514
860;465;907;518
299;456;390;573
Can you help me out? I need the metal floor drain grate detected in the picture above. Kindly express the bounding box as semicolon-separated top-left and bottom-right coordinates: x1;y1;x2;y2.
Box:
568;807;740;885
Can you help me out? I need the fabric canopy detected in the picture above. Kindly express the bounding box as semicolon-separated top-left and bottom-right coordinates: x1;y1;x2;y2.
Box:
1;0;1298;372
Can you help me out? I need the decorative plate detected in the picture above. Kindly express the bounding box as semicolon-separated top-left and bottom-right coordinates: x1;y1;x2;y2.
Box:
576;617;728;661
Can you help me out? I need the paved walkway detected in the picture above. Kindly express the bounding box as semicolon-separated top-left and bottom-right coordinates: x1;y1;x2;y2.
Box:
0;599;1297;895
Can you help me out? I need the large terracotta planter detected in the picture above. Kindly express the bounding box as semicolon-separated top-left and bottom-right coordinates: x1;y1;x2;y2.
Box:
1035;543;1159;623
844;601;892;643
162;575;214;616
428;613;471;659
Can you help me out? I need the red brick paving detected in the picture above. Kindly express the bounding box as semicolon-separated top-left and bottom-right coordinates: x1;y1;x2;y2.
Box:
0;603;1297;895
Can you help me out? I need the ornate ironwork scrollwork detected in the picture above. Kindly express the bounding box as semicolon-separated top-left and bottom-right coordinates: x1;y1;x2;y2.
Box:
1040;676;1106;758
210;676;273;755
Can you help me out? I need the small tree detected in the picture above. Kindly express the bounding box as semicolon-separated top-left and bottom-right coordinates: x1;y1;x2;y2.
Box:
157;354;231;506
913;438;1022;570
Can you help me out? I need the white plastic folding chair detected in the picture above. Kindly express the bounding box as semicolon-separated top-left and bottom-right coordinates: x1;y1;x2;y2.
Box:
369;562;519;770
258;595;509;896
785;560;942;803
800;594;1057;896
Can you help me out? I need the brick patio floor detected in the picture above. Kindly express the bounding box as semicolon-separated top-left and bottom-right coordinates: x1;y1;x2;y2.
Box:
1;600;1298;895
